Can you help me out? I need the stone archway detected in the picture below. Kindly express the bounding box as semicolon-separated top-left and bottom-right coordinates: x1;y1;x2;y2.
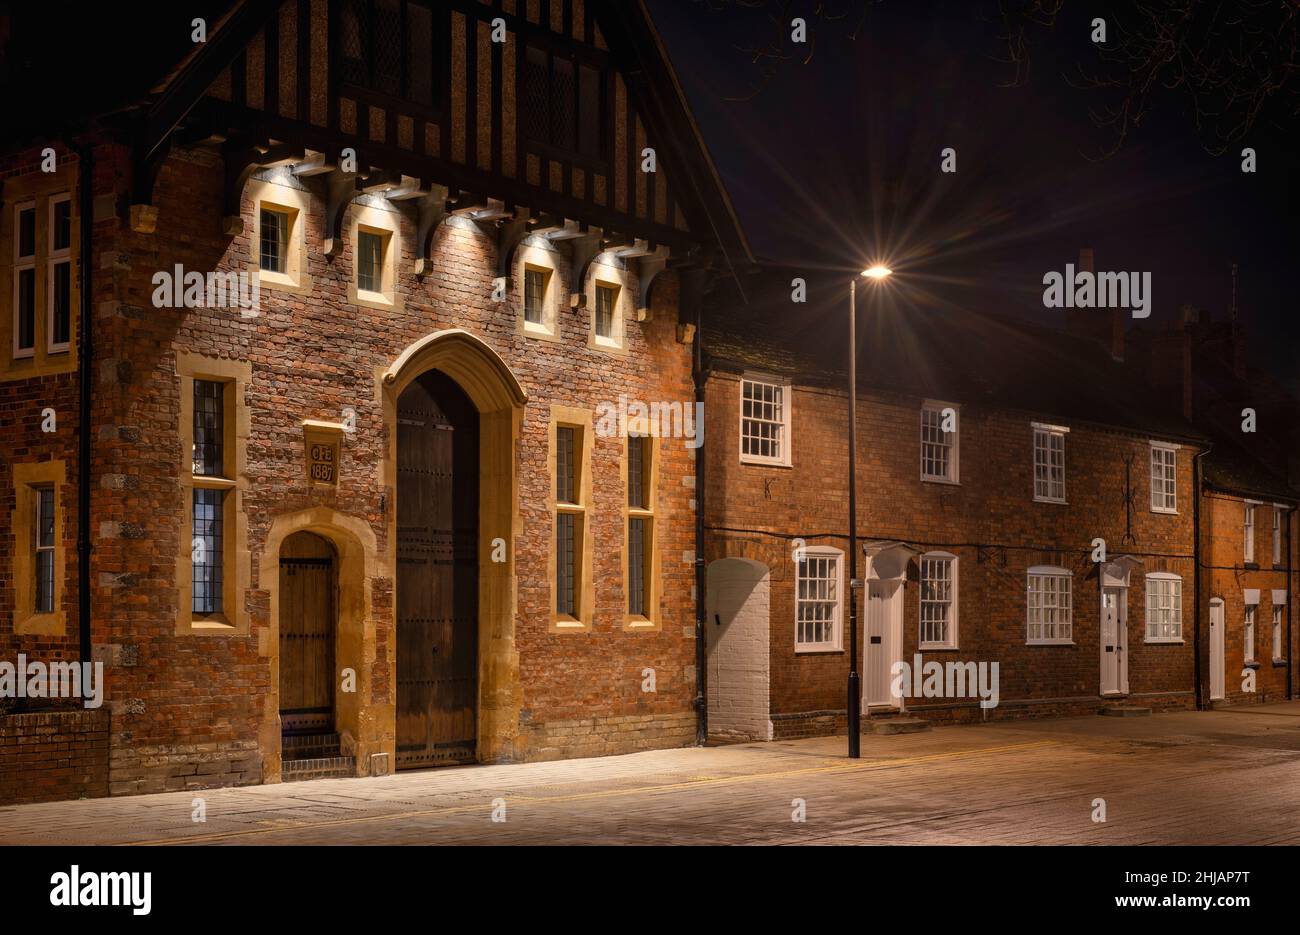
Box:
259;507;380;783
380;328;527;764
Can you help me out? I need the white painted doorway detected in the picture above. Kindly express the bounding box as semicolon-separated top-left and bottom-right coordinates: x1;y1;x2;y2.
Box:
864;579;903;709
705;558;772;741
1100;586;1128;695
1210;597;1225;701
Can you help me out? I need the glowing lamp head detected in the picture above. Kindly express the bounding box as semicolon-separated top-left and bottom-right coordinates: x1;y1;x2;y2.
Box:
861;265;893;280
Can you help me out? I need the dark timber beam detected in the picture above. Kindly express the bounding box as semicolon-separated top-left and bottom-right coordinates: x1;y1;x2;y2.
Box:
635;244;671;321
413;184;451;276
568;231;605;309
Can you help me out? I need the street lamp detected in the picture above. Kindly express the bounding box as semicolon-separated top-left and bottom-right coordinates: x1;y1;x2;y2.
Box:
847;265;891;758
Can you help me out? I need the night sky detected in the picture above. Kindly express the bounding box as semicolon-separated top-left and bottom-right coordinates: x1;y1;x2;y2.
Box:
647;0;1299;391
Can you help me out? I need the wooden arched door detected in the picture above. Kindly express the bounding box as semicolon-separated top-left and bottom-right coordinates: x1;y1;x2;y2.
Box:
396;369;480;768
279;531;336;735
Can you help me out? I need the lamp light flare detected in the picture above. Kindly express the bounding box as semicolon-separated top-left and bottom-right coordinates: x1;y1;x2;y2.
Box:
861;265;893;280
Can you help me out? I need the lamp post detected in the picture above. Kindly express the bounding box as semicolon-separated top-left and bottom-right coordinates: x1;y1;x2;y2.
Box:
848;265;892;758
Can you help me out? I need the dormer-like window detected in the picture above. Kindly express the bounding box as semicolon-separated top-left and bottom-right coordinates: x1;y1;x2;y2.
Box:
522;44;607;164
338;0;442;111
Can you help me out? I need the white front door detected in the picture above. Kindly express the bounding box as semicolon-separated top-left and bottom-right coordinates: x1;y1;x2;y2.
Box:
864;579;902;708
1100;587;1127;695
1210;598;1225;701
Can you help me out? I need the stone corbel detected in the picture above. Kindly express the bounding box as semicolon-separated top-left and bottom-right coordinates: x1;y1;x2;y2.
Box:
130;136;172;234
322;168;358;257
221;139;302;237
635;245;670;322
568;230;605;309
408;184;450;276
495;212;534;286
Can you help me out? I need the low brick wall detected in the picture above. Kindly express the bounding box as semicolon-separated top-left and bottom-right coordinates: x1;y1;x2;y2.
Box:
108;740;263;796
0;709;110;805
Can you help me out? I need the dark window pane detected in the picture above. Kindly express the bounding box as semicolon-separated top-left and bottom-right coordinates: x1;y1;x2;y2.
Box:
17;206;35;258
556;512;576;616
17;267;35;350
35;487;55;614
551;55;575;151
192;488;225;614
358;231;383;292
372;0;402;96
51;262;71;346
52;199;71;252
628;435;646;509
595;284;615;338
556;426;576;503
628;518;646;616
523;46;550;144
193;380;225;477
579;65;603;159
524;268;545;323
406;1;433;105
339;0;367;86
260;208;287;273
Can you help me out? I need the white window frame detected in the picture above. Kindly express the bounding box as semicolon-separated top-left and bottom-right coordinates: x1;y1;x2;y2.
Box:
1244;604;1257;664
1032;422;1068;503
46;193;71;354
919;551;958;649
1272;604;1284;663
920;401;959;484
794;545;843;652
1026;565;1073;644
739;374;792;467
1144;572;1183;643
1149;441;1178;514
1244;501;1258;564
12;199;36;359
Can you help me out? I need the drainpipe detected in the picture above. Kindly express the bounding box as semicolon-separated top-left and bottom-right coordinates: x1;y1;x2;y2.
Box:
76;142;94;669
1192;444;1211;710
688;266;708;746
1287;506;1293;700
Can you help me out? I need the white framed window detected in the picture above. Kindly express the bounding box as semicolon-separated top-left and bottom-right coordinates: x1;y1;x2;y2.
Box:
46;193;72;353
1144;573;1183;642
1027;566;1072;643
1272;507;1284;566
795;546;842;651
740;375;790;466
920;402;958;483
1272;604;1283;663
919;551;957;648
12;200;36;359
1244;604;1256;663
1149;442;1177;513
1244;502;1257;564
1032;423;1067;503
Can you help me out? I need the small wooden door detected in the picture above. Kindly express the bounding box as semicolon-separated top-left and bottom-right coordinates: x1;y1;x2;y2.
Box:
279;531;336;734
396;370;479;768
705;559;772;741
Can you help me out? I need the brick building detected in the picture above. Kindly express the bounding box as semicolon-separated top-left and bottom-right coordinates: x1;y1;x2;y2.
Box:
0;0;751;802
699;270;1297;739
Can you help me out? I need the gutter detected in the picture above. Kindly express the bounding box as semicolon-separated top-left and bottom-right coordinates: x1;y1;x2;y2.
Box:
1193;444;1212;709
690;269;708;746
76;143;94;669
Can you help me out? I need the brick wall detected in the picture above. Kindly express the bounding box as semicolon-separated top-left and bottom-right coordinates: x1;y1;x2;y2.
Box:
74;137;699;791
0;709;109;805
704;372;1201;725
1202;491;1297;705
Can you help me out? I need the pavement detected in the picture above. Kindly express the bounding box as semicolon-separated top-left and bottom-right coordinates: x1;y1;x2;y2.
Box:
5;702;1300;845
